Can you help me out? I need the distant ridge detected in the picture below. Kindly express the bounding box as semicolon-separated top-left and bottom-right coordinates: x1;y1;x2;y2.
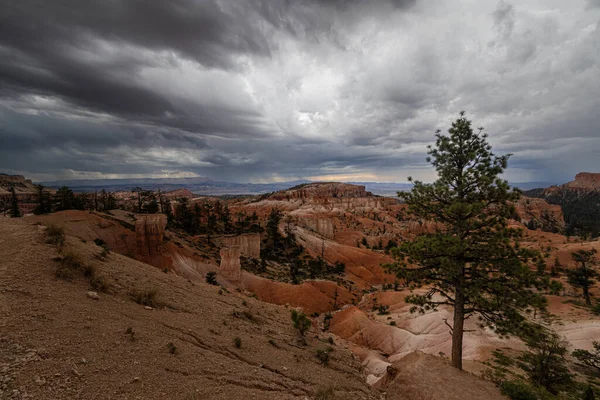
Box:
38;176;560;197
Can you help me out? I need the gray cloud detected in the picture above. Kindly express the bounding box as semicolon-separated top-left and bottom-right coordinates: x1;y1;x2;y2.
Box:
0;0;599;184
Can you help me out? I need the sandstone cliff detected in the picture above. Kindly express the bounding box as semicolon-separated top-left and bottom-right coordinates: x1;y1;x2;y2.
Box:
565;172;600;191
214;233;261;258
135;214;168;257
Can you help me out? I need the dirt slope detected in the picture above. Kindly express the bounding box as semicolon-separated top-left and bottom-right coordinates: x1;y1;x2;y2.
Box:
0;217;377;400
385;352;506;400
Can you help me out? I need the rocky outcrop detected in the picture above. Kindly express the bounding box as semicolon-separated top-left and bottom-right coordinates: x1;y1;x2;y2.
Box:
273;182;372;201
219;247;241;282
565;172;600;191
135;214;167;257
516;196;565;232
0;174;39;214
214;233;260;258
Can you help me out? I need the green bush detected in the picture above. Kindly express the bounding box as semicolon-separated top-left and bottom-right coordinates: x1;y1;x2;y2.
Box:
499;380;538;400
291;309;311;336
205;271;218;285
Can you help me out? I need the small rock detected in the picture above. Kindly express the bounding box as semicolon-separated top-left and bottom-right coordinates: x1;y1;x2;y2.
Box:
86;291;99;300
71;367;82;377
144;306;153;310
283;367;288;371
34;376;46;385
130;377;140;383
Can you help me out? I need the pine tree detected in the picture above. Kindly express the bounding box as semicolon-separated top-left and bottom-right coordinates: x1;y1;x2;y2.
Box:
9;186;21;218
33;184;52;215
53;186;76;211
386;112;546;370
567;249;598;306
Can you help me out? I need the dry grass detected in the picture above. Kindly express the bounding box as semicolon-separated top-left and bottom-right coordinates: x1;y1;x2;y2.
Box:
45;224;65;246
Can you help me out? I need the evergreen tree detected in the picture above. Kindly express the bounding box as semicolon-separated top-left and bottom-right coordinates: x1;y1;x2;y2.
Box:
9;186;21;218
567;249;598;306
386;112;546;370
220;204;232;233
143;194;159;214
53;186;76;211
33;184;52;215
265;208;283;255
518;330;573;394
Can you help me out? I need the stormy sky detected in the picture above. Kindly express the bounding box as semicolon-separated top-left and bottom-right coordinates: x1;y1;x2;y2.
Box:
1;0;599;184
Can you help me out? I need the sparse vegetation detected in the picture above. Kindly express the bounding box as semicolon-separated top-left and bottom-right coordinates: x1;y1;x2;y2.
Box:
205;271;218;285
233;337;242;348
125;327;136;341
314;386;335;400
573;342;600;374
316;346;334;366
291;309;311;336
90;275;110;292
167;342;178;354
54;252;84;280
130;288;159;307
499;380;538;400
45;224;65;246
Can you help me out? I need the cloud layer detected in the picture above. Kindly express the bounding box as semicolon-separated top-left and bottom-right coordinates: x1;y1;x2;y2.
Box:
1;0;599;183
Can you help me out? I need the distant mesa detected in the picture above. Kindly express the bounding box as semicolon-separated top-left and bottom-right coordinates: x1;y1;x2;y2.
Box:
564;172;600;191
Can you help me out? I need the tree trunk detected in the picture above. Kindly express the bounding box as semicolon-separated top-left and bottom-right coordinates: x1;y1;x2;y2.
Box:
584;286;591;306
451;287;465;370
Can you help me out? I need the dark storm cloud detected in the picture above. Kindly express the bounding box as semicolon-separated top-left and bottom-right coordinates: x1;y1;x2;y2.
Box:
0;0;599;183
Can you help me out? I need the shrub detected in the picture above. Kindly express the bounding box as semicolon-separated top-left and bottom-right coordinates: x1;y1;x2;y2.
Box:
592;302;600;316
83;264;96;278
499;380;538;400
54;252;83;280
167;342;178;354
377;305;390;315
291;310;311;336
130;289;159;307
233;337;242;348
93;238;106;246
90;275;110;292
268;339;278;347
206;271;218;285
316;347;333;366
45;224;65;246
315;386;335;400
231;310;256;322
125;327;136;341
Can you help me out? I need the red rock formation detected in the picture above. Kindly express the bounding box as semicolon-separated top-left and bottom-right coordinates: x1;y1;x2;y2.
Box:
214;233;261;258
272;182;372;201
515;196;565;230
219;247;242;282
0;174;40;214
565;172;600;190
135;214;168;257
